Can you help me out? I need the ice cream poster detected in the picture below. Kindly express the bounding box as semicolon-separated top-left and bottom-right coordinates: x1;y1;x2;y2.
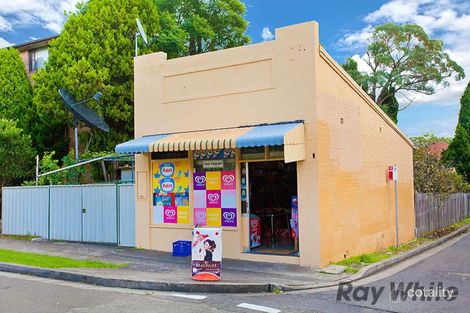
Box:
192;228;222;281
152;159;190;225
193;170;237;227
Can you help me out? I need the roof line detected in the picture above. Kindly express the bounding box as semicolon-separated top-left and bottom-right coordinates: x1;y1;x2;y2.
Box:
13;34;59;49
319;46;414;148
138;120;305;138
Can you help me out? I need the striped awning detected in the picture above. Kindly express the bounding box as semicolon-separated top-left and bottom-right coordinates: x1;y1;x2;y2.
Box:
115;121;305;162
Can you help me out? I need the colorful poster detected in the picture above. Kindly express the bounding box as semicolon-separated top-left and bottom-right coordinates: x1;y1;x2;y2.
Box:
152;159;190;225
221;171;236;189
250;214;261;248
291;195;299;238
163;206;177;223
206;171;221;190
177;206;190;224
193;172;206;190
206;208;221;227
192;228;222;281
221;208;237;227
194;208;206;226
206;190;221;208
192;149;237;228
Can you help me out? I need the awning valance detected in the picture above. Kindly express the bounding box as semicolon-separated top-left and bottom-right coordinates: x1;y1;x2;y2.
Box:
115;121;305;162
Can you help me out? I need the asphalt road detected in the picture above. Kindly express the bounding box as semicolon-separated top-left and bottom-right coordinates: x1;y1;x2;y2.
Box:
0;233;468;313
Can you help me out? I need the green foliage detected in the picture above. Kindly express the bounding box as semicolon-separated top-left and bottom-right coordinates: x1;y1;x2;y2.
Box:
0;48;34;134
444;82;470;181
412;133;470;194
155;0;250;55
33;0;162;157
24;150;85;186
0;119;35;188
341;58;368;92
343;23;465;122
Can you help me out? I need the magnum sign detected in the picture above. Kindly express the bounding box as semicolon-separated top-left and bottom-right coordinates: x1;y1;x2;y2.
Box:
192;228;222;281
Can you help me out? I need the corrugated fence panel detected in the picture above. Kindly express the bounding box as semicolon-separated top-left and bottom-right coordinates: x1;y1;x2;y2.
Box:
118;184;135;247
81;184;117;244
2;186;49;237
50;186;82;241
3;184;135;246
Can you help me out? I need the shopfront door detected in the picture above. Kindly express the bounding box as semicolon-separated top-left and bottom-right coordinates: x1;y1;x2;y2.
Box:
240;149;299;256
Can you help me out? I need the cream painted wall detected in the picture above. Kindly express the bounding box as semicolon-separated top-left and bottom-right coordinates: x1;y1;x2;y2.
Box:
315;49;415;266
133;22;321;266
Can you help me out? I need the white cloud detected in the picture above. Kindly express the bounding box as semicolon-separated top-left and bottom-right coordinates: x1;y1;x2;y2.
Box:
338;0;470;112
0;0;80;34
261;27;274;41
0;36;12;48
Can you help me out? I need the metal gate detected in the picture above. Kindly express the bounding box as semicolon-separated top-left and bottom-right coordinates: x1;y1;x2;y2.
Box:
2;184;135;246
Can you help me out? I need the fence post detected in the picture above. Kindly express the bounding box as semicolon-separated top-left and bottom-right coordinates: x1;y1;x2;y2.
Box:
47;185;51;240
116;183;120;245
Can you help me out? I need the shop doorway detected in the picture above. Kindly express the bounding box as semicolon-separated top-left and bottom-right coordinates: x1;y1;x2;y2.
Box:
242;161;299;256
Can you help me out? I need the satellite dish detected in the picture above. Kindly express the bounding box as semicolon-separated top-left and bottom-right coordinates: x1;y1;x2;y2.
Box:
136;18;148;45
59;88;110;160
59;89;109;132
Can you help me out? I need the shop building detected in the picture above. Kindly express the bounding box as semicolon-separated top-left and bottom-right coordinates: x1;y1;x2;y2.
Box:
116;21;415;267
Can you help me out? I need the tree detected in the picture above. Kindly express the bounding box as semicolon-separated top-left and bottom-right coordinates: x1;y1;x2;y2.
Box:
0;119;35;189
412;134;469;194
155;0;250;55
0;48;34;134
343;23;465;122
33;0;162;156
444;82;470;181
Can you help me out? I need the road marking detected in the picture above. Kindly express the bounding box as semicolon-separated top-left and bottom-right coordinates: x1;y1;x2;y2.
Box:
237;303;280;313
171;293;207;300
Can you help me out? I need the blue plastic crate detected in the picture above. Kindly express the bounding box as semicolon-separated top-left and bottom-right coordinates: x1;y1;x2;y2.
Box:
173;240;191;257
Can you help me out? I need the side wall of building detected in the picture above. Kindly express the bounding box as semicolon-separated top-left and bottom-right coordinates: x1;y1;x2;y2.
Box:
315;49;415;266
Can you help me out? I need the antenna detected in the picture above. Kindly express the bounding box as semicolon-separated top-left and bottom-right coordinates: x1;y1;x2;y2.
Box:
135;17;148;57
59;88;110;159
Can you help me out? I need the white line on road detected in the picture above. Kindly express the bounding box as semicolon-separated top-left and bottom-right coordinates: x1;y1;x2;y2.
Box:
171;293;207;300
237;303;281;313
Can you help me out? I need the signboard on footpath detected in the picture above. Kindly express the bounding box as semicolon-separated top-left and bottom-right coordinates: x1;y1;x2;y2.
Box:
192;228;222;281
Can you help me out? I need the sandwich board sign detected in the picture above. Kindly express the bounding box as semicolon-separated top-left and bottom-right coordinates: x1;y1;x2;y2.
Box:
192;228;222;281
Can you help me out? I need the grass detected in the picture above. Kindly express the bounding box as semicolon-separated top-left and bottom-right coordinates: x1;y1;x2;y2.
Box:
334;237;430;274
0;249;127;269
424;216;470;239
0;234;38;241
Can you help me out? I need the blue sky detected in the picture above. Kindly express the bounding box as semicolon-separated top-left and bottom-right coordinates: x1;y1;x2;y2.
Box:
1;0;469;138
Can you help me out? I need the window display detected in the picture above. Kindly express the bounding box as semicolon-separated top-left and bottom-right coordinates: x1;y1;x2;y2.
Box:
152;159;190;225
193;149;237;227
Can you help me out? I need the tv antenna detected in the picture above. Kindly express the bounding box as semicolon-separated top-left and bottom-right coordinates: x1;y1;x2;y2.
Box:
59;88;110;160
135;17;148;57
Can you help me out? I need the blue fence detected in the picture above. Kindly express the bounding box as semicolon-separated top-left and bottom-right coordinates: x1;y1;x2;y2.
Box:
1;184;135;247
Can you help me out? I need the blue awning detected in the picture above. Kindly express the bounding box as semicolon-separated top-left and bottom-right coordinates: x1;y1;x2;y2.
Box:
236;122;303;147
115;121;305;162
115;134;169;154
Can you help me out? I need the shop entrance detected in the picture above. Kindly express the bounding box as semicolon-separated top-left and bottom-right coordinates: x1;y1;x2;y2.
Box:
241;160;299;256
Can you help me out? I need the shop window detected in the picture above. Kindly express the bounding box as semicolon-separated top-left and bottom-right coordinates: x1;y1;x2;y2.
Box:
193;149;237;228
151;159;190;225
240;147;265;160
268;145;284;159
241;146;284;160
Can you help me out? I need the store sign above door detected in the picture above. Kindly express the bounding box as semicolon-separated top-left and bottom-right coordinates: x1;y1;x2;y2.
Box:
203;160;224;169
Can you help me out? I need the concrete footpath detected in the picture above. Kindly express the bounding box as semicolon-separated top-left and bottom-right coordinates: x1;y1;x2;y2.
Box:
0;225;467;293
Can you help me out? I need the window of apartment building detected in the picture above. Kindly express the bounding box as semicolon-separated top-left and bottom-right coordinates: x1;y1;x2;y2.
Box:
29;47;49;72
